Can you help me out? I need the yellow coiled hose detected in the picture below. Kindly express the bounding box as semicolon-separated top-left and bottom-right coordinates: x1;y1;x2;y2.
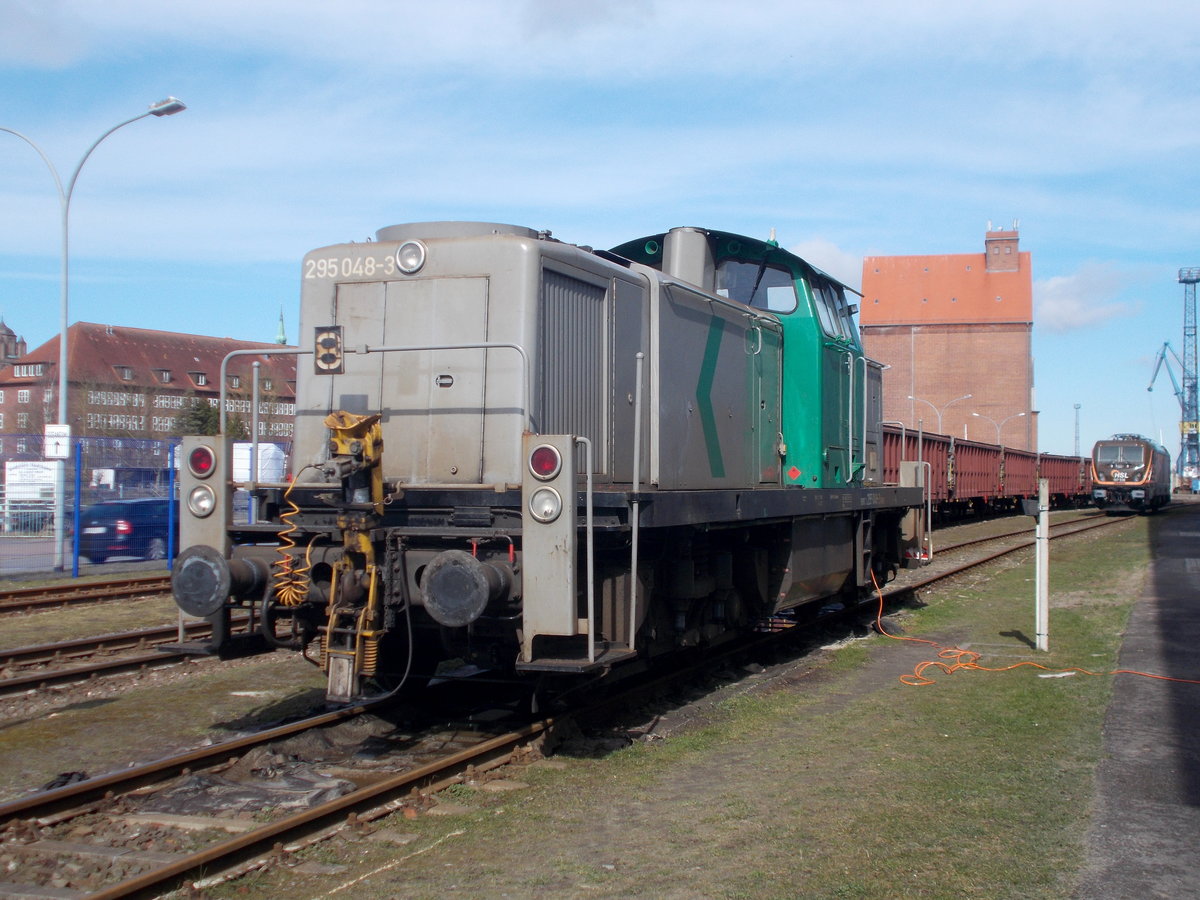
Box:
272;468;316;607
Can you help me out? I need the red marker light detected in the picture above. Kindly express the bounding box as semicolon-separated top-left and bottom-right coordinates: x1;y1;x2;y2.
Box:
529;444;562;481
187;445;216;478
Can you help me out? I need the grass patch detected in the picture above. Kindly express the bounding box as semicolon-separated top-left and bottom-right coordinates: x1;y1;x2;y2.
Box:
217;516;1153;899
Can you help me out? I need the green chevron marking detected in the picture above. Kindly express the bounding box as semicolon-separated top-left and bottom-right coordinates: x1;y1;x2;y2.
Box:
697;318;726;478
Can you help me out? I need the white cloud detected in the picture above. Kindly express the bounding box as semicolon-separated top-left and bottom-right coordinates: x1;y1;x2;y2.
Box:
788;238;863;292
0;0;83;67
8;1;1200;79
1034;262;1137;333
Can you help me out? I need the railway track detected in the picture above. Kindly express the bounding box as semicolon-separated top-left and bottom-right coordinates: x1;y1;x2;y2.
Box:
0;573;172;616
0;617;258;698
0;508;1138;898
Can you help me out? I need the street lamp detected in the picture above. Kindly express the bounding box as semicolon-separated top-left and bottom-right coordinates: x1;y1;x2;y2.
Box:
908;393;972;434
2;97;186;571
972;410;1026;445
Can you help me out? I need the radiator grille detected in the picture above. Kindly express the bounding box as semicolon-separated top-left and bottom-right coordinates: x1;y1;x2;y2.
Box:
538;270;605;462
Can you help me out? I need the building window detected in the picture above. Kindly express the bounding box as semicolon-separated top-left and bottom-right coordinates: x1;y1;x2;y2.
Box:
0;390;5;403
16;439;26;453
43;387;53;406
156;369;172;384
262;378;272;391
17;413;28;429
190;372;208;386
228;375;241;389
13;363;44;378
17;389;29;404
0;412;4;429
114;365;134;381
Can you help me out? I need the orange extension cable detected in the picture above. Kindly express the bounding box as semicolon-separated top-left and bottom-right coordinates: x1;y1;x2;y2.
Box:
868;571;1200;688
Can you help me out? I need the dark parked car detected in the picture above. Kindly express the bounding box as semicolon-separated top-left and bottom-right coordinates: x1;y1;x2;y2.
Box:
78;498;177;564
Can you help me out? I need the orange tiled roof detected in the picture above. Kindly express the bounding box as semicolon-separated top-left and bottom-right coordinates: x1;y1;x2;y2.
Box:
860;251;1032;325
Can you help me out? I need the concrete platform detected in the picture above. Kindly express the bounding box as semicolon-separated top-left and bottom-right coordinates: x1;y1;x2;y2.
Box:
1075;498;1200;898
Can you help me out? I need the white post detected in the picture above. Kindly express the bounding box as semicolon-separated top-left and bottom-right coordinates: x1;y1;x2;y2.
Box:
1035;478;1049;651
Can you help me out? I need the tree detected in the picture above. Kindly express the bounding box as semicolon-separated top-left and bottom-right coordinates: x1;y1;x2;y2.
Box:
175;397;221;435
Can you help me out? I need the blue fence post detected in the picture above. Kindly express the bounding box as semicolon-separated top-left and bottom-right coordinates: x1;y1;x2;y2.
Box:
72;439;82;578
168;441;177;571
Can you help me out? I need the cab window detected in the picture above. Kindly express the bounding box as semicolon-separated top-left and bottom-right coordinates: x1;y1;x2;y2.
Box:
810;279;844;338
715;259;797;312
1097;444;1144;464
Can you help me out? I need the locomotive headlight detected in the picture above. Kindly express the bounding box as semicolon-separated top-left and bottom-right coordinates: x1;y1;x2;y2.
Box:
528;443;562;481
528;487;562;523
396;240;426;274
187;444;217;478
187;484;217;518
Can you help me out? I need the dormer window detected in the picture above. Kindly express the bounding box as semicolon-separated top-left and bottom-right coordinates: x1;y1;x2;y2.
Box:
262;378;273;391
114;365;134;381
13;363;44;378
190;371;208;387
155;369;172;384
228;375;241;389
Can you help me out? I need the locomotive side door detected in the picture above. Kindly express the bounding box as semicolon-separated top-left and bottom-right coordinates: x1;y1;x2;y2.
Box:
811;278;857;486
753;322;783;483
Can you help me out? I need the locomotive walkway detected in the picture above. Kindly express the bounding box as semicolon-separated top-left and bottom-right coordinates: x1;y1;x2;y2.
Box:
1075;497;1200;898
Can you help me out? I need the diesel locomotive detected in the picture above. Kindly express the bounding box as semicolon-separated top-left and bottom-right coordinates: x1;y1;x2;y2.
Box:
1090;433;1171;513
171;222;928;703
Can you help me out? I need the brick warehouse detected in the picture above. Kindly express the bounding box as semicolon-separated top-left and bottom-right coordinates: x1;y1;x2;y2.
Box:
860;225;1036;450
0;322;297;459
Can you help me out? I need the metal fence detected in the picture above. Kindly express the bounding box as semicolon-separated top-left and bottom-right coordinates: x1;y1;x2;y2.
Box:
0;435;288;580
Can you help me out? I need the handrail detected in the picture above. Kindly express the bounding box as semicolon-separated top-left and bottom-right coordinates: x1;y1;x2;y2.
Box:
218;341;531;438
856;355;868;479
629;351;645;654
841;349;855;481
920;460;934;558
575;436;595;663
219;347;311;436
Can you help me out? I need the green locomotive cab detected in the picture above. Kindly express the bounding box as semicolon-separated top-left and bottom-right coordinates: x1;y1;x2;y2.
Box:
611;228;876;490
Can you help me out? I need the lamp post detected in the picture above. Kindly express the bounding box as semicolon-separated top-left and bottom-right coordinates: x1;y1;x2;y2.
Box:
908;393;972;434
2;97;186;571
972;410;1027;445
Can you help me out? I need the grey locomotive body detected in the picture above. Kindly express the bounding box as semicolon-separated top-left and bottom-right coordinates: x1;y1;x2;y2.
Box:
172;222;925;703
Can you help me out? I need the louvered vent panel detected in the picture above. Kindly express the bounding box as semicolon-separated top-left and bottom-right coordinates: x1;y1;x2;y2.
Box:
538;270;605;464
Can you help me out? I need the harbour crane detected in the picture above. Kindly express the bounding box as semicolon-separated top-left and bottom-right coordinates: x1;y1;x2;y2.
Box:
1147;267;1200;488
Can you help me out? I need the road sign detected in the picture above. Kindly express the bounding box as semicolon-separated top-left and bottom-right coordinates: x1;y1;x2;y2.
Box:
44;424;71;459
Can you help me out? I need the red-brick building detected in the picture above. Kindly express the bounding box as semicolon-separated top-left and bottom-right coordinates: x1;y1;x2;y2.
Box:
860;225;1036;450
0;322;297;458
0;319;27;371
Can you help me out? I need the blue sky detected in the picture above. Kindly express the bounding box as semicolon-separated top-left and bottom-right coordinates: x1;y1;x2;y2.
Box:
1;0;1198;455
